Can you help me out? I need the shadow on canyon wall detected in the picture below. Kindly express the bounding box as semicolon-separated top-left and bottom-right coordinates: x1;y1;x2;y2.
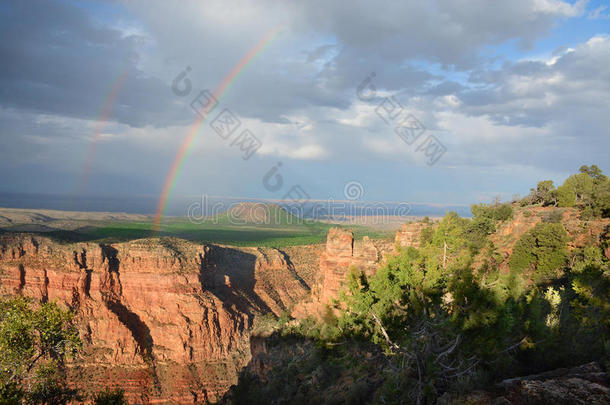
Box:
199;245;274;318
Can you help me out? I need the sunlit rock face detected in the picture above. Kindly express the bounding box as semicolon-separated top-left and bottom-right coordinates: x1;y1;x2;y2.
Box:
0;235;310;403
293;228;393;319
395;222;428;249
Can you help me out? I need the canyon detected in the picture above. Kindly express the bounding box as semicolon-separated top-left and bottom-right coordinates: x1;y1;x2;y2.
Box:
0;235;322;402
0;207;608;403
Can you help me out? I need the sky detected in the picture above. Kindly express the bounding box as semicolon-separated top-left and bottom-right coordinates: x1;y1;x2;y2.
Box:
0;0;609;210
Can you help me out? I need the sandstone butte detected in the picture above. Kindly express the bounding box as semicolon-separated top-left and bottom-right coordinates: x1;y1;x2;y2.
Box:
0;206;608;403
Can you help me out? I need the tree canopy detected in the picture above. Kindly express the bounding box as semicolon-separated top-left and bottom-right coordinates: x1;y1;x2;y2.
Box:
521;165;610;217
0;297;80;404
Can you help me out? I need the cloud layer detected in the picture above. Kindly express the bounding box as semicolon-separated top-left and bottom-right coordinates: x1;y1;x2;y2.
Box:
0;0;607;205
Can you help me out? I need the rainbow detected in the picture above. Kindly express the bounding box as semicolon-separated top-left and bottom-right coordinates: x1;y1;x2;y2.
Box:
153;27;283;232
80;69;128;193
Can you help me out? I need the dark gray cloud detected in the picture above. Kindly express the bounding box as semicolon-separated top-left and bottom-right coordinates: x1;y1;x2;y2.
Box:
0;0;189;128
1;0;587;128
294;0;586;68
120;0;586;123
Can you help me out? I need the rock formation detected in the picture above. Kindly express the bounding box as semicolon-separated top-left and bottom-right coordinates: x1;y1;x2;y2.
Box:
498;362;610;404
293;228;393;318
438;362;610;404
480;207;610;273
0;235;310;403
395;222;428;249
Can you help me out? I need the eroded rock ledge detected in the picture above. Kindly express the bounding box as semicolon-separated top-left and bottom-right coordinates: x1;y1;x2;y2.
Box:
0;235;313;403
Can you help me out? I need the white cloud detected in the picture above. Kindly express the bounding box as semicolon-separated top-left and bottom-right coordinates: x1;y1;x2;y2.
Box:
259;144;328;160
533;0;587;16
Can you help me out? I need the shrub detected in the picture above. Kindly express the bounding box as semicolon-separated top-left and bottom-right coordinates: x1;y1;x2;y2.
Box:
531;180;556;206
556;185;576;207
471;203;514;222
495;204;514;221
542;209;563;223
520;165;610;217
509;223;568;282
0;382;23;404
92;387;127;405
420;225;434;245
560;166;610;217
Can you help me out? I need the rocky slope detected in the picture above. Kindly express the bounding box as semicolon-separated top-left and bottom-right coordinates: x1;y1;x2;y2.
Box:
395;221;428;249
222;210;610;405
292;228;394;318
0;235;314;403
437;362;610;404
225;336;610;405
477;206;610;272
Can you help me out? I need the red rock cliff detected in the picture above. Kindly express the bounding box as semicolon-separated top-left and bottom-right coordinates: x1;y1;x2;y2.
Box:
0;235;310;403
293;228;393;318
395;222;428;249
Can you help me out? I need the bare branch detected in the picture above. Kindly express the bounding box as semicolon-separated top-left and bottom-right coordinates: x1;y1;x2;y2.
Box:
371;312;399;350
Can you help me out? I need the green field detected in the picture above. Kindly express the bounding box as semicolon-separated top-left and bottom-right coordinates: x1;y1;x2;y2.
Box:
38;218;392;247
0;204;395;247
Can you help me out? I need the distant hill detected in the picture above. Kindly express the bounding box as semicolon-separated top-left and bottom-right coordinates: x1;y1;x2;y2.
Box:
213;202;303;226
0;192;470;218
0;207;152;232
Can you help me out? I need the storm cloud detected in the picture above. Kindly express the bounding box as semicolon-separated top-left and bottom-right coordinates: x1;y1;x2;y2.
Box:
0;0;607;205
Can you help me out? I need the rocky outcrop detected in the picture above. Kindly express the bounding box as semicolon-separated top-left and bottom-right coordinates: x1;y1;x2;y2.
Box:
444;362;610;404
395;222;428;249
293;228;392;318
0;235;310;403
480;207;610;273
498;362;610;404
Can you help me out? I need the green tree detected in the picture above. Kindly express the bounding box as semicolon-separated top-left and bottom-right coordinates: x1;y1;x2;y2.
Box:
468;203;514;253
508;230;536;273
509;223;569;282
579;164;607;182
0;297;81;404
591;177;610;218
561;166;610;217
537;180;556;206
563;173;594;204
570;245;610;328
555;184;576;207
520;165;609;216
339;246;443;347
471;203;514;222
